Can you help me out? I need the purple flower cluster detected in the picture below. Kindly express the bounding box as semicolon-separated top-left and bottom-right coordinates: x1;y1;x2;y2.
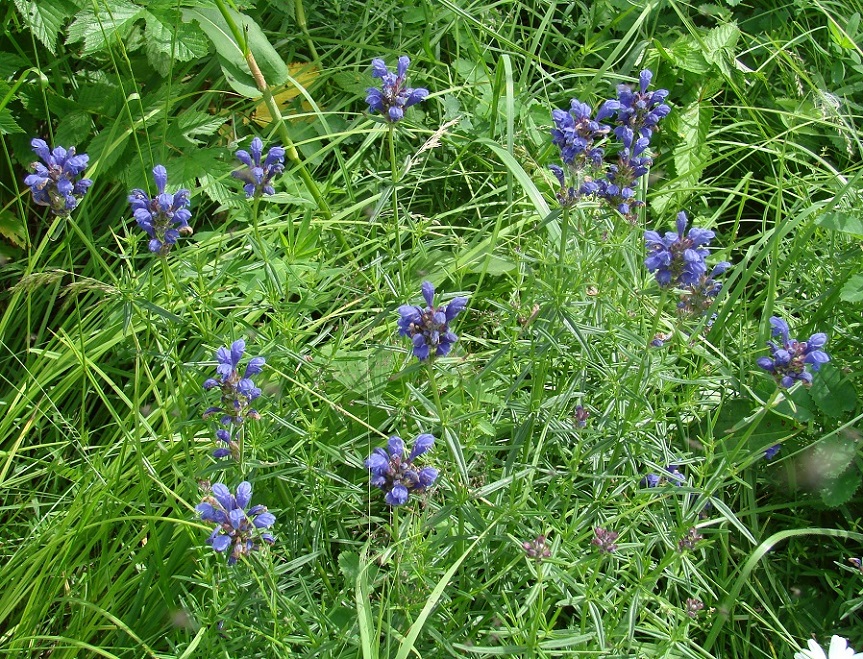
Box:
523;534;552;562
366;56;429;123
677;261;732;317
756;316;829;388
196;481;275;565
685;597;705;618
644;212;716;287
642;464;686;488
592;527;619;554
548;69;670;220
128;165;193;255
24;138;92;215
365;434;438;506
232;137;285;197
397;281;467;360
203;340;265;457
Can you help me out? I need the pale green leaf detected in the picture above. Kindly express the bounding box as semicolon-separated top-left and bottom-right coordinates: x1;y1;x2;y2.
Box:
13;0;74;55
809;363;857;418
840;274;863;303
816;210;863;237
821;466;862;508
182;7;287;99
143;11;211;77
66;2;145;56
674;101;713;187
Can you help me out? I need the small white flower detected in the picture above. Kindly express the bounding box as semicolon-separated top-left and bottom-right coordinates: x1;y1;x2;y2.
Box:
795;636;863;659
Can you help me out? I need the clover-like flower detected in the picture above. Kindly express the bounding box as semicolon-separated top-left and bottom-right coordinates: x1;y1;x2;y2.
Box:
522;535;552;562
24;138;92;215
203;339;265;425
685;598;705;618
365;434;438;506
592;527;619;554
644;212;715;287
756;316;829;388
196;481;275;565
397;281;467;360
128;165;192;255
365;56;429;122
232;137;285;197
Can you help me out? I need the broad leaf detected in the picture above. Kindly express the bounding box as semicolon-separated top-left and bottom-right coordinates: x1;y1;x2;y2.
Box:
840;274;863;303
0;109;24;135
810;363;857;418
67;2;146;56
143;11;211;77
821;466;862;508
182;7;287;99
13;0;74;55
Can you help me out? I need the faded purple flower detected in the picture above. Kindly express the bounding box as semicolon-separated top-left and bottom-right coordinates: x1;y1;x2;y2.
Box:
685;597;705;618
196;481;275;565
128;165;192;255
366;56;429;122
24;138;92;215
756;316;830;388
642;464;686;488
764;444;781;461
232;137;285;197
592;527;619;554
397;281;467;360
677;261;731;317
523;534;552;562
203;339;265;425
366;433;437;506
677;527;704;552
574;405;589;428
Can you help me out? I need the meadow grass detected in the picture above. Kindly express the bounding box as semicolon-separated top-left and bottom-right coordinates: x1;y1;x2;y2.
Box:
1;0;862;657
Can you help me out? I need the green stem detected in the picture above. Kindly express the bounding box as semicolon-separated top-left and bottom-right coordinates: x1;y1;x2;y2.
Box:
426;362;468;483
558;204;570;273
388;125;404;279
292;0;320;64
213;0;332;223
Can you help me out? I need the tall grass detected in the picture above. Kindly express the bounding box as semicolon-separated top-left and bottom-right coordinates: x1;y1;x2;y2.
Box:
1;0;861;656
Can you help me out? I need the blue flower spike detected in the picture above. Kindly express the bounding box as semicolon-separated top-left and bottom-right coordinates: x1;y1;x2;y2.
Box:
644;212;715;288
232;137;285;197
196;481;275;565
397;281;468;360
203;339;266;426
365;56;429;122
756;316;830;388
128;165;193;255
366;433;438;506
24;138;92;216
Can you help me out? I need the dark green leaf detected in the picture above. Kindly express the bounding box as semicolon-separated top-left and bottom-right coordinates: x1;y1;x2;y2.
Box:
0;210;28;247
815;210;863;236
0;109;24;135
820;466;862;508
810;363;857;418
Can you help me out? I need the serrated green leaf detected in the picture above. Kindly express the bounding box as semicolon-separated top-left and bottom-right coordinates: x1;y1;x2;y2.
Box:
812;435;857;482
178;111;226;138
674;101;712;187
840;274;863;303
0;109;24;135
66;2;145;56
816;211;863;237
821;466;862;508
0;210;28;247
809;363;857;418
337;551;360;582
182;7;287;99
13;0;74;55
55;111;92;146
703;22;740;58
143;11;211;77
0;53;29;79
665;40;711;74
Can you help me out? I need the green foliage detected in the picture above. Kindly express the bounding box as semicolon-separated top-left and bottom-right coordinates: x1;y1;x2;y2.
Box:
1;0;863;657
